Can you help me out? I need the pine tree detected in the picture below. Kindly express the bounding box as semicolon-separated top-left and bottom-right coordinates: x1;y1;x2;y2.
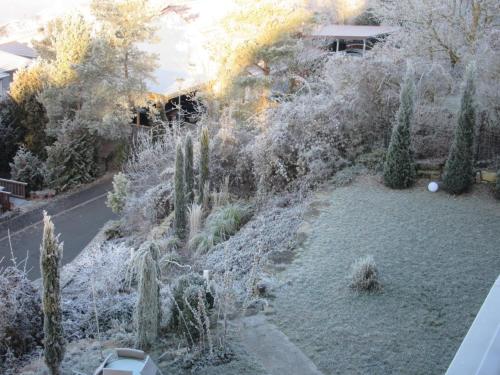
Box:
442;64;476;194
495;164;500;200
40;211;65;375
175;143;187;239
383;65;416;189
198;127;210;204
135;251;160;350
184;133;194;204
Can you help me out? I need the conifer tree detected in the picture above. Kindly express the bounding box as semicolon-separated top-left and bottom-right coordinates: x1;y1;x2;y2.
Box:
442;64;476;194
175;143;187;239
184;133;194;204
198;127;210;204
135;251;160;350
496;169;500;200
383;65;416;189
40;211;65;375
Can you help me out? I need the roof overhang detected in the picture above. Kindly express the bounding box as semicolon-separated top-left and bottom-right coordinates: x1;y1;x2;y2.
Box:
309;25;399;40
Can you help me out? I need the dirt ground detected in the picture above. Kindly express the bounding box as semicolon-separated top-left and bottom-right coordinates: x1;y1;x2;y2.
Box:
269;177;500;375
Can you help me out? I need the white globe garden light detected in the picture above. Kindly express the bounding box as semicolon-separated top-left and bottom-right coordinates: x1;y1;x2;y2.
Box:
428;181;439;193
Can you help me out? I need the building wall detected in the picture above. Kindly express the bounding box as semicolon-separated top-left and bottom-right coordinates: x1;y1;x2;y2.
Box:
0;73;13;98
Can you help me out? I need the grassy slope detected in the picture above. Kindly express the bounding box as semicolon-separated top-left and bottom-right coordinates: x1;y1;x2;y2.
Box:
270;177;500;375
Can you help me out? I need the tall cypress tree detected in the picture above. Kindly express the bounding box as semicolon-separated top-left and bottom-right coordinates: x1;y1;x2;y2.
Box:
40;211;65;375
135;252;160;350
383;65;416;189
442;64;476;194
184;133;194;204
175;143;187;239
198;126;210;204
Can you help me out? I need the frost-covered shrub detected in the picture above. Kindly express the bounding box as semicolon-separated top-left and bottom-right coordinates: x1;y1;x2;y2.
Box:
9;146;46;191
349;255;381;292
355;149;386;172
169;273;213;342
189;202;252;253
125;131;177;196
106;173;129;214
141;183;172;225
0;267;43;365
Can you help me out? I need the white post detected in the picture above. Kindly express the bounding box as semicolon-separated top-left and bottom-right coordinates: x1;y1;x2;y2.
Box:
363;39;366;56
336;38;340;53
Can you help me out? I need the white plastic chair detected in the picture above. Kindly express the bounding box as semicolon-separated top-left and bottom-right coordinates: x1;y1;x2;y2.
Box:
140;356;158;375
102;370;133;375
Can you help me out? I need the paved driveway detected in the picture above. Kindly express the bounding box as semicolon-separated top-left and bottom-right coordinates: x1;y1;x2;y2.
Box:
0;177;117;280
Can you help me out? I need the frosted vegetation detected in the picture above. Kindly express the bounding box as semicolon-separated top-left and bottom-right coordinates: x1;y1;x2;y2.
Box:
0;0;499;374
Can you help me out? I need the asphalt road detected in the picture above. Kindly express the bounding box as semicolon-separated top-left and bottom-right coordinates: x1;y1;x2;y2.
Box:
0;177;117;280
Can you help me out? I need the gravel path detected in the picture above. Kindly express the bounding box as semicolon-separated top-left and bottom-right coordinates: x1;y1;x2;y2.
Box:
270;178;500;375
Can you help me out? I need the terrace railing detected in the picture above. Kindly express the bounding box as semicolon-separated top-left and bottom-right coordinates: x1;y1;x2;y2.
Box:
0;178;28;199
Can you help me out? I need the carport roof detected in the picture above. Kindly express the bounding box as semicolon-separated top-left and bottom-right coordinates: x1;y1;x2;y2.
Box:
310;25;399;40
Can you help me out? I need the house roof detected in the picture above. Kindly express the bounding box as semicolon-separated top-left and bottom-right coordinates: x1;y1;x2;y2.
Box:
0;50;33;72
310;25;399;40
0;41;37;58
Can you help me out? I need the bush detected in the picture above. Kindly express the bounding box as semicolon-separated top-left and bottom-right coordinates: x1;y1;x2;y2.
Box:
0;267;43;365
169;273;213;343
141;183;172;225
106;172;129;214
9;146;46;191
349;255;381;292
189;202;252;253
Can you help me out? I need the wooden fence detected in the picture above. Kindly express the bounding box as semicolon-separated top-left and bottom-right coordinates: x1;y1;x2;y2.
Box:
0;178;28;198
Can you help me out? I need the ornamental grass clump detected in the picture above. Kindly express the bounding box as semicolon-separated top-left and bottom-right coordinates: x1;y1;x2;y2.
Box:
349;255;381;292
383;65;416;189
169;273;213;344
442;63;476;194
40;212;65;375
189;202;252;253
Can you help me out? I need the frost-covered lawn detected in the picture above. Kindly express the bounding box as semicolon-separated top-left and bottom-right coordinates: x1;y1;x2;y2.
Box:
271;178;500;375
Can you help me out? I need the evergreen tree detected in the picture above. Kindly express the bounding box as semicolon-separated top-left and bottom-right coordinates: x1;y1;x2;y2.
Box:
175;143;187;239
184;133;194;204
135;251;160;350
40;212;64;375
494;172;500;199
10;146;46;191
45;117;98;192
198;127;210;204
442;64;476;194
383;65;416;189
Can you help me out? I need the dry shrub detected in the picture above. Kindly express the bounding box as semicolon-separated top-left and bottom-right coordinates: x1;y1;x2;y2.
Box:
0;266;43;365
349;255;382;292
